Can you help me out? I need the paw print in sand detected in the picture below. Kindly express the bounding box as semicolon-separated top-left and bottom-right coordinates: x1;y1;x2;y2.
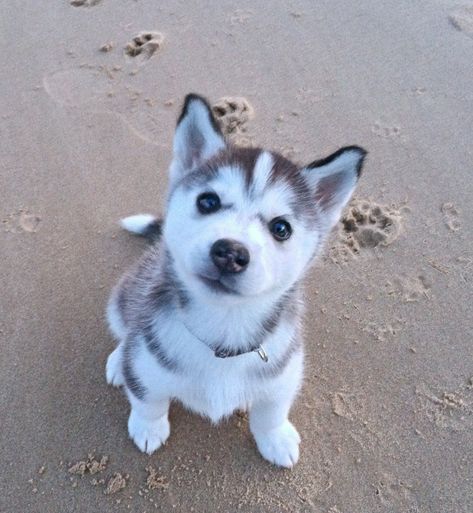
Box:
449;6;473;39
212;97;254;137
329;199;407;262
2;209;41;234
125;32;164;61
341;199;404;250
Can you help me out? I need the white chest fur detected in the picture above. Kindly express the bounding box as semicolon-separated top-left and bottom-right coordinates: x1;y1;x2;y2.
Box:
130;311;301;423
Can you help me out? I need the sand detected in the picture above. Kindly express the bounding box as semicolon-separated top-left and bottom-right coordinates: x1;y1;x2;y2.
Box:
1;1;472;512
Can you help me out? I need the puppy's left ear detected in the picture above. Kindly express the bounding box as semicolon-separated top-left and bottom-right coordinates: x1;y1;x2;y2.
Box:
302;146;367;228
170;94;225;186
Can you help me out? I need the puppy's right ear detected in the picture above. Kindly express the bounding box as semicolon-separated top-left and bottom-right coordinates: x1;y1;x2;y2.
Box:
170;94;225;186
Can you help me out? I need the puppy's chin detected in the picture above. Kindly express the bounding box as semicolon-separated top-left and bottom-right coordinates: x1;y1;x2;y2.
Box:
192;264;242;296
197;274;240;295
195;273;276;300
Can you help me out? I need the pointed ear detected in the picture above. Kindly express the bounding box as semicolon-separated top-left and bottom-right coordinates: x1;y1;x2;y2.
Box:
170;94;226;186
302;146;367;228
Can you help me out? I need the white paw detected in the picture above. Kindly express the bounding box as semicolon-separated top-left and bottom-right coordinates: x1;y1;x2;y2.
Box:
106;347;125;387
128;410;170;455
253;421;301;468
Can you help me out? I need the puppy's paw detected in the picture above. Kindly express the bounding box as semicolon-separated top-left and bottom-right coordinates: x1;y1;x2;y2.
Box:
253;421;301;468
128;410;170;455
106;347;125;387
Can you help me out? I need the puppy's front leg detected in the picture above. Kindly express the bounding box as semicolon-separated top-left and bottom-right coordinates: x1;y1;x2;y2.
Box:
126;392;171;455
249;397;301;468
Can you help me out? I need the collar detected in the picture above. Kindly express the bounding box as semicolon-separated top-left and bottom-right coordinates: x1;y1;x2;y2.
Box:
214;345;269;362
181;319;269;363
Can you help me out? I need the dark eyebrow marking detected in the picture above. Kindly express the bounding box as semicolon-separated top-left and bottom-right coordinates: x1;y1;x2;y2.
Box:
256;213;266;226
177;146;264;192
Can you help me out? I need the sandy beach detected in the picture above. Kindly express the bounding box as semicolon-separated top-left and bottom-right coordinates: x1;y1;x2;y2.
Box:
1;1;472;512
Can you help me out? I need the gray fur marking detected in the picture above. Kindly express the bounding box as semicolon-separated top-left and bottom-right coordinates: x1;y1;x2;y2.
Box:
123;338;147;400
143;325;181;373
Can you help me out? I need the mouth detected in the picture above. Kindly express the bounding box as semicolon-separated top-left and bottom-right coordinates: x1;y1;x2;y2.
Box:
197;275;239;295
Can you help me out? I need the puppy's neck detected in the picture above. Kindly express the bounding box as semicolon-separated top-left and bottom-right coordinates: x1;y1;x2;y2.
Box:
162;249;299;352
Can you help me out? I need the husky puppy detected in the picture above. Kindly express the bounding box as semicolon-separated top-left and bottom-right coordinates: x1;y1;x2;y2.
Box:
106;94;366;467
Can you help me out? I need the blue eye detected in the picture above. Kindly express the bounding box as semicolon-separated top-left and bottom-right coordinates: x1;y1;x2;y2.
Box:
197;192;221;214
269;217;292;241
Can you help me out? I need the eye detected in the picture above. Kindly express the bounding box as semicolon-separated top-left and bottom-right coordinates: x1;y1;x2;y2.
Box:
196;192;221;214
269;217;292;241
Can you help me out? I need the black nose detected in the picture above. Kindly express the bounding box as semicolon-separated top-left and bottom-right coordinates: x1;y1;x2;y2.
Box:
210;239;250;274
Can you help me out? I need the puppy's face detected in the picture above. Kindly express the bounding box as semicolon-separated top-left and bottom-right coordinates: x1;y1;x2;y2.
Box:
164;95;366;300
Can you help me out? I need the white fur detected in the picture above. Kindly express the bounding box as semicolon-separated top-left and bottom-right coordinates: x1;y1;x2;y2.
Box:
127;393;170;454
120;214;156;235
251;419;301;468
250;151;274;195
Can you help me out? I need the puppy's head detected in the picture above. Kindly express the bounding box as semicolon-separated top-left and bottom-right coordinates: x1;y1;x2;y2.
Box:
164;94;366;300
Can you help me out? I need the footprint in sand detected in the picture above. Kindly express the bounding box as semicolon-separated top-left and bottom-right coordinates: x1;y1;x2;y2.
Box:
374;472;417;511
410;86;427;96
124;32;164;64
328;199;406;263
43;65;164;144
331;392;363;421
2;209;41;233
229;9;254;25
441;202;461;232
19;213;41;233
371;122;401;138
416;382;472;431
362;318;403;343
212;96;255;146
70;0;102;6
385;274;432;303
43;66;115;107
449;6;473;39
